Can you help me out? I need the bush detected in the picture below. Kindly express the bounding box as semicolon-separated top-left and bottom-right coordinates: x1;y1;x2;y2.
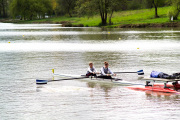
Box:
167;10;174;21
167;7;179;21
98;22;105;26
77;24;84;27
64;23;72;27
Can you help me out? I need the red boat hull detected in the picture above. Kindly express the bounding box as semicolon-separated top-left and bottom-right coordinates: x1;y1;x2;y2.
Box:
153;83;180;89
127;86;179;94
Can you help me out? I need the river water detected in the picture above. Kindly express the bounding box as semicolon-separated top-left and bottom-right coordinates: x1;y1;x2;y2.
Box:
0;23;180;120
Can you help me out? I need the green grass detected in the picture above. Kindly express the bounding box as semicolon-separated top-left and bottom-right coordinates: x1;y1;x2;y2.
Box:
16;6;180;27
108;6;178;26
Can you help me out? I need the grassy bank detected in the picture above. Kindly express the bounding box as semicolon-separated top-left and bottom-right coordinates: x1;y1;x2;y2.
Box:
10;6;180;27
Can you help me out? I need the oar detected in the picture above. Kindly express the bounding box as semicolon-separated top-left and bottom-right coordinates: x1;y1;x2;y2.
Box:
36;76;89;84
36;75;123;84
114;70;144;75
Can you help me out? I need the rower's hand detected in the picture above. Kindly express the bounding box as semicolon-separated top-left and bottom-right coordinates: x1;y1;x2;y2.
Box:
107;74;111;76
113;74;116;76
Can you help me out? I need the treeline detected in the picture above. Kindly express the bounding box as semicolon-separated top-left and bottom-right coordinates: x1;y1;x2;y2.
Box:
0;0;180;25
0;0;9;18
10;0;53;20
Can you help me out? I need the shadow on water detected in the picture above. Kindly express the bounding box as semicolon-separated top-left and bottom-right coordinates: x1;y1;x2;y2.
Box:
86;81;116;98
87;81;114;92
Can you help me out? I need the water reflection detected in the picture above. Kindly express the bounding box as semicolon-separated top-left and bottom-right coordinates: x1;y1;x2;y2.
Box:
1;23;180;43
145;91;180;101
87;81;97;88
87;81;114;92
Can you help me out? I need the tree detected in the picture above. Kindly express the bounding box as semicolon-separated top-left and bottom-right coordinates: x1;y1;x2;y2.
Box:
143;0;153;9
57;0;76;17
76;0;95;18
127;0;142;10
108;0;124;25
76;0;123;25
151;0;166;18
52;0;58;16
0;0;8;17
152;0;159;18
10;0;53;20
169;0;180;20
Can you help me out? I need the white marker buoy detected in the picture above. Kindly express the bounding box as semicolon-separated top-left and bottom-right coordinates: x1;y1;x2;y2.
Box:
171;16;173;21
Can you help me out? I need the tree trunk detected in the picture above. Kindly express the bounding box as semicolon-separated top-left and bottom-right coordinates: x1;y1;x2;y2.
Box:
99;0;105;25
68;7;72;17
154;5;159;18
67;1;72;17
102;18;106;25
30;14;33;20
152;0;159;18
174;11;179;20
103;12;107;25
102;0;108;25
24;15;26;20
2;0;6;17
109;10;114;25
99;10;103;22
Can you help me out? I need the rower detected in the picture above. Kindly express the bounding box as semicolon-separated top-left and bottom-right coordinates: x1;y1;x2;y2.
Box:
86;62;98;77
150;71;176;79
100;61;116;79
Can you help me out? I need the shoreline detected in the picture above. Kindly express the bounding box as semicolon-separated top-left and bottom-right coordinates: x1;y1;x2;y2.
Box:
1;6;180;28
1;19;180;28
117;22;180;28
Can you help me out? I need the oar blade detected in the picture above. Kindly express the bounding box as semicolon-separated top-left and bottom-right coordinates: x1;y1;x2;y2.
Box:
36;79;48;84
137;70;144;75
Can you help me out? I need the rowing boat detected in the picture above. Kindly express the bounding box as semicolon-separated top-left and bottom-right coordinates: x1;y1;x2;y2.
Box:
127;85;179;93
127;77;180;94
36;73;142;86
142;77;180;89
36;69;144;85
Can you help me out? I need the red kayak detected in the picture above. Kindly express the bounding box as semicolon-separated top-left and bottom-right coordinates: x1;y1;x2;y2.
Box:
127;85;180;94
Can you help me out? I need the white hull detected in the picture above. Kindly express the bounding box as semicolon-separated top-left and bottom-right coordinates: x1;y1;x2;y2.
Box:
52;74;142;86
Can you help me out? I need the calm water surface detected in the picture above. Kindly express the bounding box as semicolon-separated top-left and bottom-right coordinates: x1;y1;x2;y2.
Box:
0;23;180;120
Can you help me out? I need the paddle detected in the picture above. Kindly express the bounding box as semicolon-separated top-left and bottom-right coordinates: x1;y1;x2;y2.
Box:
114;70;144;75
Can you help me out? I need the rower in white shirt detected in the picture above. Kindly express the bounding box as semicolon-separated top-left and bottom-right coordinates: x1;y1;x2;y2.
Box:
100;61;116;79
86;62;99;76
